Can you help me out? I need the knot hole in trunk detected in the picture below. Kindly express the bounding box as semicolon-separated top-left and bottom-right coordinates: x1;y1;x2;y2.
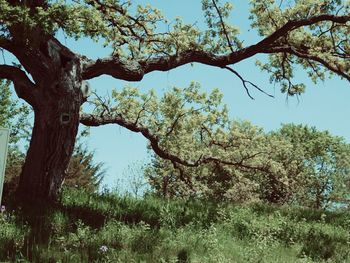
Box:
60;113;71;124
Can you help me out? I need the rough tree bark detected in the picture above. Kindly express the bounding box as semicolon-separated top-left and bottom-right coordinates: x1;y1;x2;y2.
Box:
17;82;82;202
12;37;84;203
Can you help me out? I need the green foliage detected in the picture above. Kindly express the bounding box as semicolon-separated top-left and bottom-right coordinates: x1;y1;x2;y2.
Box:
121;160;150;198
1;188;350;262
250;0;350;95
60;187;220;228
273;124;350;208
104;83;282;201
0;79;31;144
65;142;105;193
0;80;31;201
145;111;350;209
2;0;348;90
0;212;28;261
301;227;338;261
0;0;244;57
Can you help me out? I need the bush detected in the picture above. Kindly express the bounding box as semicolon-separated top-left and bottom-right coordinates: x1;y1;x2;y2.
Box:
300;226;346;261
0;212;28;261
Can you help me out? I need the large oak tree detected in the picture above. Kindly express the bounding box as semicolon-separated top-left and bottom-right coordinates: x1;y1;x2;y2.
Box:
0;0;349;202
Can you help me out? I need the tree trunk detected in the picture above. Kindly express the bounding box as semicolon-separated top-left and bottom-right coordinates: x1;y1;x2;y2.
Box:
17;75;83;203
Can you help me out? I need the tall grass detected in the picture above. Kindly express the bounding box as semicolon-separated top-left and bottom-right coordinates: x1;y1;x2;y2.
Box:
1;187;349;262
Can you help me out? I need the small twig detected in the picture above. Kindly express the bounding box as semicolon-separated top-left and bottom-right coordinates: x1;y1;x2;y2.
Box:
211;0;234;53
278;0;284;8
224;66;274;99
0;48;5;64
92;91;111;114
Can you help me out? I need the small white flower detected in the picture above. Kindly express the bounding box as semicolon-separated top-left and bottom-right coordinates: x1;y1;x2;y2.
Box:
100;245;108;253
0;205;5;213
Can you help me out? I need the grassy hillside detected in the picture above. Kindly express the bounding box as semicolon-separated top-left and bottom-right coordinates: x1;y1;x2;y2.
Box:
1;188;350;263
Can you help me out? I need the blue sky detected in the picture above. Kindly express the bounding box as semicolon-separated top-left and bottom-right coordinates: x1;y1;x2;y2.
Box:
12;1;350;189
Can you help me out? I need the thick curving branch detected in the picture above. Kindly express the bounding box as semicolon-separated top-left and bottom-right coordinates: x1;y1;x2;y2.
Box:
0;37;13;52
253;14;350;49
0;64;37;105
80;112;270;173
82;56;145;81
82;14;350;81
80;112;196;165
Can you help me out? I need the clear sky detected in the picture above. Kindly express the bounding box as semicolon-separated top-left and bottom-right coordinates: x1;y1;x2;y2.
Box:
20;1;350;189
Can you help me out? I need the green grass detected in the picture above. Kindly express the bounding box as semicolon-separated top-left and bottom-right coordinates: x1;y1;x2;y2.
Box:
1;188;349;262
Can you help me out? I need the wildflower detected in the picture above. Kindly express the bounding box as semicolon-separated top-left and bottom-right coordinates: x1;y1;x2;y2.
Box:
0;205;5;213
100;245;108;253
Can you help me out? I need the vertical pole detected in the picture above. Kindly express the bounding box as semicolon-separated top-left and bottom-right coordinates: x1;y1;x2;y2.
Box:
0;128;10;206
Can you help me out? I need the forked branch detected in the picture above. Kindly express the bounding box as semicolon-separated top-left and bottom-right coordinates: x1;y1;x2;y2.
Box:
224;66;274;99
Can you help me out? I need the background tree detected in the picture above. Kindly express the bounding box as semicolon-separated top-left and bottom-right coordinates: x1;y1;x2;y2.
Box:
273;124;350;209
146;114;350;209
0;0;349;202
145;119;293;203
64;142;105;193
119;160;149;198
141;86;295;203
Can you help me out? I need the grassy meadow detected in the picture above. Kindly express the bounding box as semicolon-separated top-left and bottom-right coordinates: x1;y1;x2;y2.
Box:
1;188;350;263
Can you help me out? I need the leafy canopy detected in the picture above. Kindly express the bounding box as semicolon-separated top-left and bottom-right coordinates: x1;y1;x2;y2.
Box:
1;0;349;95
